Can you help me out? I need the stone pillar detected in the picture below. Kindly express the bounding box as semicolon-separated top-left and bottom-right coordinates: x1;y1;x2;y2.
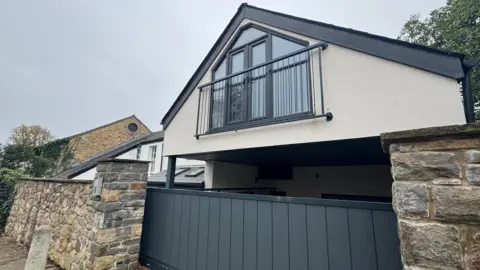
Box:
87;159;149;270
381;123;480;270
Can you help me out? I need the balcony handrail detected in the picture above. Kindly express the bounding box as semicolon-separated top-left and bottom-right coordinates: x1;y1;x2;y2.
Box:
197;42;328;90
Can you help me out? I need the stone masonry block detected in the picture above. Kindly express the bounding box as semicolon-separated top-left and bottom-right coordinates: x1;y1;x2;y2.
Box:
130;182;146;190
432;186;480;222
122;218;143;226
96;163;107;173
131;224;142;237
122;238;141;246
127;244;140;254
106;246;127;256
88;242;108;257
113;210;135;220
103;182;130;190
116;226;132;237
130;163;149;174
124;200;144;207
120;191;146;202
100;189;120;203
90;201;123;213
93;255;114;270
102;172;120;182
95;229;116;245
392;182;428;219
391;152;461;181
119;173;147;181
398;220;462;269
466;150;480;164
466;165;480;186
465;230;480;270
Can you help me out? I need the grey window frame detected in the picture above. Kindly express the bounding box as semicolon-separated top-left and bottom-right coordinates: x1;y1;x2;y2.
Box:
210;23;311;133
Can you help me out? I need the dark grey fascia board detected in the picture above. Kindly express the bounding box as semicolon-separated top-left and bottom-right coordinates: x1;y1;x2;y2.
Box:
161;3;466;129
243;5;465;80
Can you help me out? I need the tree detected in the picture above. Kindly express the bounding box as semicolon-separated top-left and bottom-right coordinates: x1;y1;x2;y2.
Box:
398;0;480;119
8;125;54;148
1;125;74;177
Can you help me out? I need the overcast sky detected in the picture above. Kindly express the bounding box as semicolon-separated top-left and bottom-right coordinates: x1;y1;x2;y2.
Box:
0;0;446;142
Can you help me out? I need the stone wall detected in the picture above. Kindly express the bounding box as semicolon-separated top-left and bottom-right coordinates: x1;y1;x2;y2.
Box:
4;178;93;269
381;123;480;270
3;159;149;270
87;159;149;270
70;115;150;163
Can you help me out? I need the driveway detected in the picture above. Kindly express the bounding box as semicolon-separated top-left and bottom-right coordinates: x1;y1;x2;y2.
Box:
0;236;58;270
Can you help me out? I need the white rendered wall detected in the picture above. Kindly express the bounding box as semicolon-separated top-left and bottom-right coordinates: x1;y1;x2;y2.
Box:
164;19;466;156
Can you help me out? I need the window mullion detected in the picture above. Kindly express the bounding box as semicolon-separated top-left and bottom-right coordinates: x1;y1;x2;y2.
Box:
266;33;273;119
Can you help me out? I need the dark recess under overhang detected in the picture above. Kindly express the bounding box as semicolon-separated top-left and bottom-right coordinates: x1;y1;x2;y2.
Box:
179;136;390;167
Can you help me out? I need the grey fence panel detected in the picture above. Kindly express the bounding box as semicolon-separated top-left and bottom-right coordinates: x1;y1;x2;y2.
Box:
178;195;191;270
243;200;258;270
326;207;352;270
373;210;403;270
206;197;220;270
306;205;329;269
230;199;244;270
140;188;402;270
348;208;377;270
218;198;232;270
196;196;209;270
272;202;290;270
186;195;200;270
170;194;182;265
257;201;273;270
289;203;308;270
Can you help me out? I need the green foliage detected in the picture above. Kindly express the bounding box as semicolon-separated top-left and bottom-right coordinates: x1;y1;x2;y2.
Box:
0;168;23;232
398;0;480;119
1;126;75;177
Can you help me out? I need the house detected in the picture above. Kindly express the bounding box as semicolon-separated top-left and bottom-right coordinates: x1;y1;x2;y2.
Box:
139;4;475;270
66;115;151;163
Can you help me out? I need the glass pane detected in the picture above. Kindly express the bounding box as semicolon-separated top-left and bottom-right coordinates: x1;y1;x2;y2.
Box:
212;82;226;129
228;76;245;123
252;42;266;66
214;58;226;79
250;67;267;118
272;35;305;59
232;27;266;49
231;51;244;73
273;62;310;117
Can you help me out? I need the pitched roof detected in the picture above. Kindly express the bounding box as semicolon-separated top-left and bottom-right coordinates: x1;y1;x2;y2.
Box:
67;115;151;139
56;131;164;178
161;3;467;129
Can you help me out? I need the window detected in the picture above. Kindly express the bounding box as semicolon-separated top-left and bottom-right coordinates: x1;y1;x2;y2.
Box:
127;123;138;132
148;146;157;173
135;148;141;160
209;25;309;131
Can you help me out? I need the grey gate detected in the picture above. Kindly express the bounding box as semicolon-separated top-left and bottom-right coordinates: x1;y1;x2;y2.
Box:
139;188;402;270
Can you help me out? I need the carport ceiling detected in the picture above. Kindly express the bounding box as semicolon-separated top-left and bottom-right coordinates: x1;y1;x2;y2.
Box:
180;136;390;167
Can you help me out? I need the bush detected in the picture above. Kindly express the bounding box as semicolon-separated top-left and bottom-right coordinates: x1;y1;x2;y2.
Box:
0;168;23;232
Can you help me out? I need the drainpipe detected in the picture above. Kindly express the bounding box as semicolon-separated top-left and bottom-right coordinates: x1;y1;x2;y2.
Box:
462;59;480;123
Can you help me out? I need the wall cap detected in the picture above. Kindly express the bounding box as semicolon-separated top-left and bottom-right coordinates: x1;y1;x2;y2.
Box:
97;158;151;164
18;177;93;184
381;123;480;153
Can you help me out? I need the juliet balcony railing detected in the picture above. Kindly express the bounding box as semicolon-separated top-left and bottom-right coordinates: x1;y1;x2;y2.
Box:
195;43;331;138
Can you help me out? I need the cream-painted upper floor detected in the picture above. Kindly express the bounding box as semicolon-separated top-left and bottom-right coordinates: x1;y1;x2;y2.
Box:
163;18;466;157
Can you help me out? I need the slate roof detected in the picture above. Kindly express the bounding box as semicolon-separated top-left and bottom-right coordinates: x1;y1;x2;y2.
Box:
56;131;165;178
161;3;467;128
148;165;205;185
